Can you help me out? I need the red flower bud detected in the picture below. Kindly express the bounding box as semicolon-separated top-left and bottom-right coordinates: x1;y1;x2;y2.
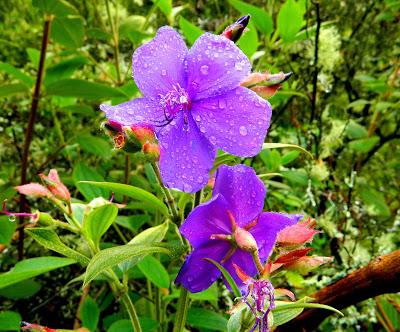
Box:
16;183;52;198
142;143;160;161
221;15;251;43
39;169;71;202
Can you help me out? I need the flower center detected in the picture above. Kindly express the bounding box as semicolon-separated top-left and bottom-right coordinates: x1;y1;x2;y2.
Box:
158;84;191;126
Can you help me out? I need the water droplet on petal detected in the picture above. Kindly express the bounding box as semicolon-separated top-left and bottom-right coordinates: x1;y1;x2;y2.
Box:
239;126;248;136
199;126;206;133
195;115;201;122
161;69;167;76
200;65;209;75
235;61;244;71
209;136;217;145
218;99;226;109
183;183;192;192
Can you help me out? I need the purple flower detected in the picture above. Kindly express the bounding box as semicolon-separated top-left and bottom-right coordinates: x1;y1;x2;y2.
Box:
175;164;301;292
101;27;272;193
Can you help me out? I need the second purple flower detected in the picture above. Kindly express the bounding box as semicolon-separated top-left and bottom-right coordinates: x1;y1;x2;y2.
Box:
101;27;272;193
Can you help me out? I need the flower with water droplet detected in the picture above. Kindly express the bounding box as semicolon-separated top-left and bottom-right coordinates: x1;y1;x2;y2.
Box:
101;25;272;193
175;164;300;292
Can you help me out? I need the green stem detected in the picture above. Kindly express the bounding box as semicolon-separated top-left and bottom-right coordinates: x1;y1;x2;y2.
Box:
151;163;179;221
120;290;143;332
173;287;190;332
105;0;122;84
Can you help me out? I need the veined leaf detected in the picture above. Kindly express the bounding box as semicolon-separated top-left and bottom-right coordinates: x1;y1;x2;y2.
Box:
0;83;29;98
187;308;228;331
262;143;313;159
81;182;169;216
138;256;170;289
277;0;305;42
0;62;34;87
84;244;170;286
26;228;90;265
0;257;75;289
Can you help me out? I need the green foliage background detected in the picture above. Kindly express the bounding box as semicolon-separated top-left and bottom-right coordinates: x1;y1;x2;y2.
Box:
0;0;399;331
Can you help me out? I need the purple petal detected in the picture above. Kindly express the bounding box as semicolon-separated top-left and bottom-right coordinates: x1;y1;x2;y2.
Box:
250;212;299;262
100;97;164;126
186;33;250;101
213;165;265;226
180;193;232;248
175;241;231;293
192;87;271;157
157;113;215;193
132;26;188;97
223;249;257;289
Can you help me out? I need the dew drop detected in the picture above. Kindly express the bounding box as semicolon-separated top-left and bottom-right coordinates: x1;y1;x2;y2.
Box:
9;214;16;222
218;99;226;109
184;183;192;192
199;126;206;133
239;126;248;136
197;176;203;183
200;65;209;75
161;69;167;76
209;136;217;145
235;61;244;71
195;114;201;122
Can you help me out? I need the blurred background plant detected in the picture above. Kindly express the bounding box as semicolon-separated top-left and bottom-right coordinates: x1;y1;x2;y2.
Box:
0;0;399;331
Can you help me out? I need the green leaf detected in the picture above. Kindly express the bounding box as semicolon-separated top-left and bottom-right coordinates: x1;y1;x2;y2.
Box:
108;318;159;332
273;302;343;316
262;142;313;159
272;302;303;326
45;56;88;86
77;134;111;159
0;62;34;87
0;83;29;98
81;182;169;217
120;221;169;272
26;228;90;265
84;204;118;246
0;311;21;331
27;48;40;67
46;79;127;100
73;163;109;201
346;121;368;139
204;258;241;298
129;221;169;245
281;150;300;165
0;257;75;289
187;307;228;331
359;185;391;218
137;255;170;289
115;215;151;232
32;0;78;16
60;104;95;116
0;215;17;245
229;0;273;36
237;22;258;58
84;244;170;286
80;296;100;332
349;136;379;153
154;0;172;17
179;17;203;45
119;15;150;44
190;283;218;302
277;0;305;42
0;279;41;300
51;16;85;49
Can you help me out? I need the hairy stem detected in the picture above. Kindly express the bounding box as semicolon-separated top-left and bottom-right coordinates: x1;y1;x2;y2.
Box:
173;288;190;332
105;0;122;84
18;16;52;260
151;163;179;221
120;290;142;332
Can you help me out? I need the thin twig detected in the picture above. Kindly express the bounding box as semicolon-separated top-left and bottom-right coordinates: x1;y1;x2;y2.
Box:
309;1;320;125
18;16;52;260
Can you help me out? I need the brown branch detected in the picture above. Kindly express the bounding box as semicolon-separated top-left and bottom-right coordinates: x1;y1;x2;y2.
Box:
18;16;52;260
277;250;400;331
309;0;320;125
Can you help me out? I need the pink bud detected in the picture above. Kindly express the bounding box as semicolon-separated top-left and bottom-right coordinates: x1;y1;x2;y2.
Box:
274;288;296;301
286;256;333;275
142;143;160;161
234;227;258;253
240;72;270;87
277;218;320;246
125;125;157;145
251;85;282;99
16;183;52;198
39;169;71;201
